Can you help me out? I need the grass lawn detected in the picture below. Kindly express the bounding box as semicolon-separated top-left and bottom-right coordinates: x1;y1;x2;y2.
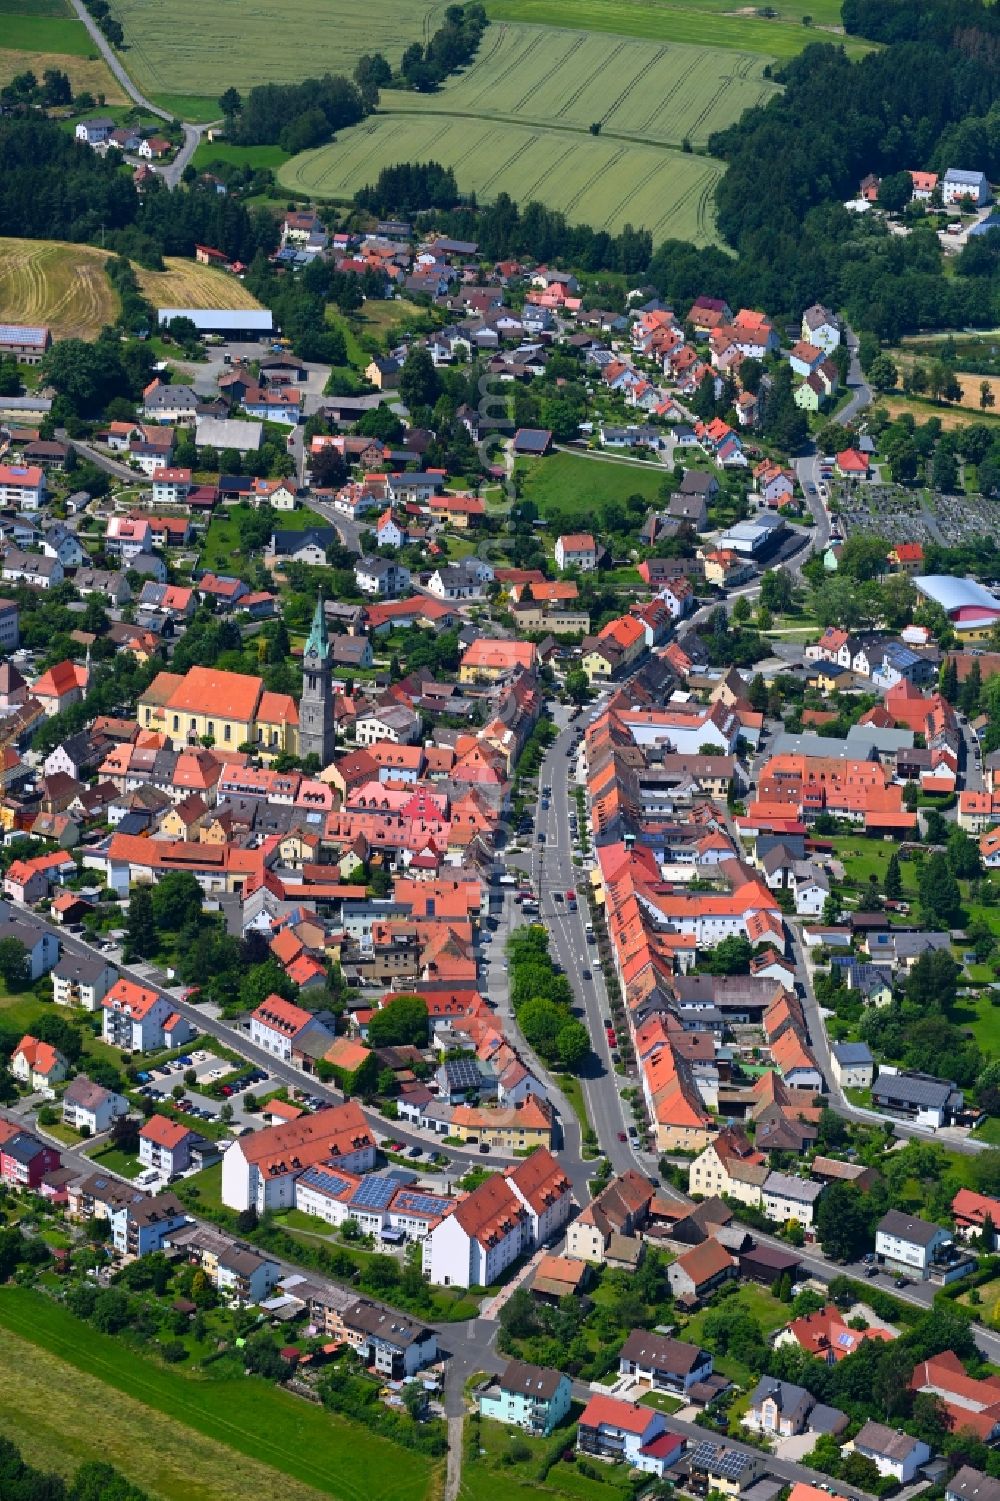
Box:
974;1117;1000;1145
465;1412;631;1501
89;1145;143;1178
558;1073;592;1138
0;1288;434;1501
148;93;223;123
639;1390;684;1412
2;13;93;51
681;1285;788;1387
192;141;290;172
198;503;313;571
950;989;1000;1054
176;1160;224;1213
516;450;666;520
325;308;370;371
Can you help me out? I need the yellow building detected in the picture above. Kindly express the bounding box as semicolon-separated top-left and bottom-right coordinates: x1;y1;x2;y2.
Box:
458;638;538;685
138;666;299;756
451;1098;553;1151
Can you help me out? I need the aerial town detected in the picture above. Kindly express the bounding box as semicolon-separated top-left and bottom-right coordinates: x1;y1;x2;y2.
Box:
4;0;1000;1497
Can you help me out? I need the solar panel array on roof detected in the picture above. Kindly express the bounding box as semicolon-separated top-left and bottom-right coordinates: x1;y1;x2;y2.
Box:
711;1451;751;1479
350;1175;398;1210
300;1166;354;1197
0;324;47;343
393;1190;451;1217
444;1057;483;1090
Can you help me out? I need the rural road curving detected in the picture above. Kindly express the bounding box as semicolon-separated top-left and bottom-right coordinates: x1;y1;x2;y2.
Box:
68;0;211;188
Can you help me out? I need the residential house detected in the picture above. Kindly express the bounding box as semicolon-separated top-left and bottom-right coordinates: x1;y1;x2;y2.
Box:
848;1422;930;1483
51;954;118;1012
11;1034;67;1095
745;1377;815;1437
478;1361;572;1436
830;1042;874;1089
576;1396;674;1473
872;1069;962;1127
555;533;598;572
62;1075;128;1134
761;1172;824;1233
952;1188;1000;1249
875;1209;954;1279
138;1115;197;1178
617;1330;713;1394
102;977;193;1052
249;994;319;1062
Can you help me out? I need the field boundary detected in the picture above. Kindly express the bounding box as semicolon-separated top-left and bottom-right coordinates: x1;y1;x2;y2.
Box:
0;1288;435;1501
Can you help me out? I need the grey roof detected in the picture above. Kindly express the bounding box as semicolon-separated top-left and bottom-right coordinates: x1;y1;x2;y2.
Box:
619;1329;708;1374
499;1360;565;1400
157;307;273;332
872;1070;956;1109
195;416;262;451
343;1297;431;1349
52;953;114;986
855;1420;923;1461
877;1209;946;1246
948;1468;1000;1501
145;384;199;410
944;168;989;185
808;1403;848;1434
749;1376;812;1417
832;1042;873;1066
762;1172;824;1203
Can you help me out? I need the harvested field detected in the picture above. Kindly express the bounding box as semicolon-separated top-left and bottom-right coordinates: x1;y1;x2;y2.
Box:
137;256;264;311
0;238;265;342
0;236;118;340
0;45;127;101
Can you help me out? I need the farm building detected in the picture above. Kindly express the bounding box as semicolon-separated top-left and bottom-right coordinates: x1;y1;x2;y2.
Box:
156;307;273;337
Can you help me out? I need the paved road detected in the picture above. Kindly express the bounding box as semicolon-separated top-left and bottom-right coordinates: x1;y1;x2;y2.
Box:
63;435;142;484
18;909;499;1178
68;0;207;185
838;327;873;427
302;491;366;554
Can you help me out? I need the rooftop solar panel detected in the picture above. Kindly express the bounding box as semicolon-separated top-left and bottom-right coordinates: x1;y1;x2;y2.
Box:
393;1191;450;1216
301;1166;353;1197
350;1174;397;1210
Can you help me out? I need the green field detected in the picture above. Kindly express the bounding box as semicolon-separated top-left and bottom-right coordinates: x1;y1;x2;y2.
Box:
0;1287;435;1501
485;0;872;57
192;140;291;171
280;22;770;243
104;0;442;101
516;449;668;518
2;11;95;53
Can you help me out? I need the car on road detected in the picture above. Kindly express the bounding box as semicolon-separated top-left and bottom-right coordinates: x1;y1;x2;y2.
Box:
581;968;591;980
893;1275;909;1288
554;891;564;902
564;889;575;901
537;833;546;843
617;1131;627;1142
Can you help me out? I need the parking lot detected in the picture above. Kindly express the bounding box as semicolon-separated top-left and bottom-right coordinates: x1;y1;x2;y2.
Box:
135;1049;282;1130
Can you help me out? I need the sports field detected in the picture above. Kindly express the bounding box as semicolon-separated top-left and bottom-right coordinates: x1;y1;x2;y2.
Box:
0;237;264;341
279;22;768;243
104;0;443;100
0;1288;436;1501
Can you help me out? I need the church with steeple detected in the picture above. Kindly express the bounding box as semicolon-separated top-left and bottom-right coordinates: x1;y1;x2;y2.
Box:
299;594;335;766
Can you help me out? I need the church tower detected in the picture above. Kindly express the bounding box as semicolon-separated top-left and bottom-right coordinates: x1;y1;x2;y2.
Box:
299;593;334;766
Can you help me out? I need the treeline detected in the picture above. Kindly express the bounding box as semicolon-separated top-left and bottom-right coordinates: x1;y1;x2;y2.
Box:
0;65;73;111
642;33;1000;338
104;255;154;334
0;117;137;241
225;74;367;152
80;0;124;49
842;0;1000;46
356;161;459;216
398;2;487;90
0;1433;150;1501
357;177;653;275
0;119;279;268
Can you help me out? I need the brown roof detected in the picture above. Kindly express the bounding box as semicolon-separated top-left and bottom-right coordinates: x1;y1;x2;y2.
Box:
674;1237;737;1287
